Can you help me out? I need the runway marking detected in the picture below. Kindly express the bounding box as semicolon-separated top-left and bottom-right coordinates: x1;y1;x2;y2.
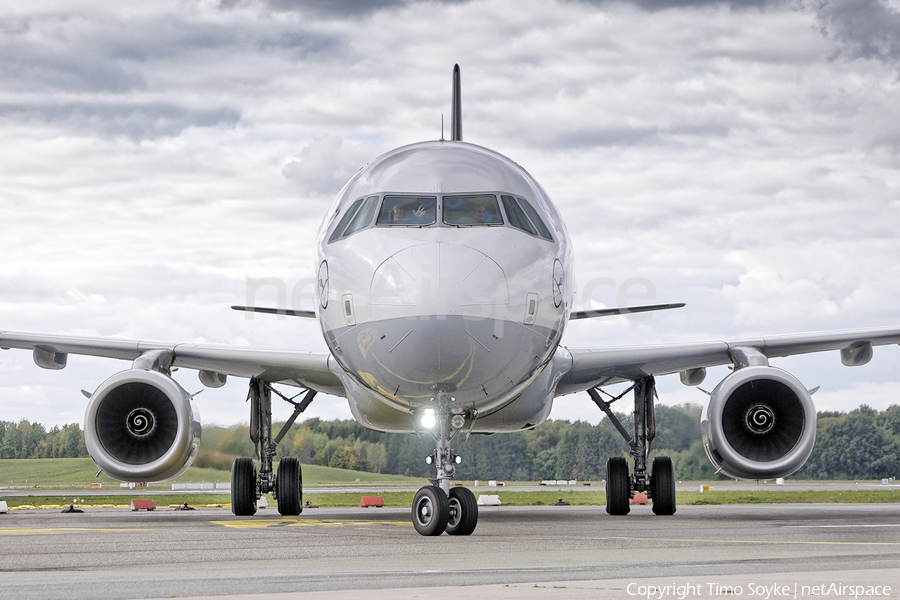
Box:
0;527;148;536
784;524;900;528
572;535;900;547
211;518;410;529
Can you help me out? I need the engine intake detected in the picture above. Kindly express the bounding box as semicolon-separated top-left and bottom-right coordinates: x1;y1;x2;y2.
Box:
702;366;815;480
84;369;200;482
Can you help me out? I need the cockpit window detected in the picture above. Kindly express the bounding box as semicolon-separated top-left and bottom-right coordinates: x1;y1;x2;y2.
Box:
342;195;380;237
331;192;552;241
328;197;365;242
376;196;436;226
344;196;378;236
501;195;537;235
501;195;554;241
443;194;503;226
514;196;554;241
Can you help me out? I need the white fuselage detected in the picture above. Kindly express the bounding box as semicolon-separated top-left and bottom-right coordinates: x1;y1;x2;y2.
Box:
314;141;574;433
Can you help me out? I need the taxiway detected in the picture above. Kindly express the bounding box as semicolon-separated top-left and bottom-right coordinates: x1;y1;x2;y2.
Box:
0;502;899;599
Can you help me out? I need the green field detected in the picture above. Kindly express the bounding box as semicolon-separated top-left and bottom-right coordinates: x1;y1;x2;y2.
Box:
1;458;898;510
0;457;429;509
0;457;427;487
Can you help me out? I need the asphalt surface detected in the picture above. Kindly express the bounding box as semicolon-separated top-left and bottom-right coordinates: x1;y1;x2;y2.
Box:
1;502;899;599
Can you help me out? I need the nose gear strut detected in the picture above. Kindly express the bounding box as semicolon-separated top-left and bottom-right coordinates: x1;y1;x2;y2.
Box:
411;391;478;536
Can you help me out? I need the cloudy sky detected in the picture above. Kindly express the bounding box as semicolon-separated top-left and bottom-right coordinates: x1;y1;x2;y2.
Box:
2;0;899;429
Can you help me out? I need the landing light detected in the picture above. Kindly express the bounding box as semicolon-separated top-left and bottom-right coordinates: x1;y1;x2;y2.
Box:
450;414;466;429
421;408;437;429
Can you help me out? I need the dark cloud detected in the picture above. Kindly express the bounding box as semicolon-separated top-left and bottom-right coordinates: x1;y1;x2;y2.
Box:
0;102;241;141
0;11;344;95
563;0;777;10
255;29;345;58
536;121;731;150
562;0;900;66
552;125;663;148
267;0;408;14
815;0;900;65
220;0;469;18
0;34;145;93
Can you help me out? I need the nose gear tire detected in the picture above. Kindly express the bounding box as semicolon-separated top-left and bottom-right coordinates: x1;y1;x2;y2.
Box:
412;485;450;536
445;487;478;536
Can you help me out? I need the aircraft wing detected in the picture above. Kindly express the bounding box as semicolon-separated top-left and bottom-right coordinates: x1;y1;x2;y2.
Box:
555;326;900;395
0;330;344;395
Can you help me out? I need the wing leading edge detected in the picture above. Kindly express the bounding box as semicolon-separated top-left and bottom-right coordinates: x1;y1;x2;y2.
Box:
0;330;344;396
555;325;900;396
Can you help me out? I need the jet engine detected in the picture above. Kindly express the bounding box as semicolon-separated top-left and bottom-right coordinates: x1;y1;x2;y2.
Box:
702;366;816;480
84;369;201;482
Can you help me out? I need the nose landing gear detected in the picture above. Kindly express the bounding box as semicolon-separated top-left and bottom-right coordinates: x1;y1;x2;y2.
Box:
411;395;478;536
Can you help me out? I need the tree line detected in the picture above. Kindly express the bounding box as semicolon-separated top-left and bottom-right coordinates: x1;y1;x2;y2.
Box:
3;403;899;481
0;421;87;460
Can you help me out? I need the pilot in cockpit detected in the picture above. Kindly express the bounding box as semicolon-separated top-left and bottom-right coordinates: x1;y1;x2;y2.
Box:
471;204;500;224
392;203;426;224
377;196;434;226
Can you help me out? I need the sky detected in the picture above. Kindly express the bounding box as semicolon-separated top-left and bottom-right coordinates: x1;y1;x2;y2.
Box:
1;0;900;429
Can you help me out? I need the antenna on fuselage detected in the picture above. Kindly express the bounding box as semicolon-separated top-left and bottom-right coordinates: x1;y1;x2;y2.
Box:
451;64;462;141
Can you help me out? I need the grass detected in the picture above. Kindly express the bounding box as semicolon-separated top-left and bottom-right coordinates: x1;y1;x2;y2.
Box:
1;458;897;510
677;490;900;505
0;458;122;486
0;457;427;487
0;457;427;508
3;494;230;509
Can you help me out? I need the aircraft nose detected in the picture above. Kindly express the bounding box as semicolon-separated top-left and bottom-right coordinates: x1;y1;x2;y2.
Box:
349;242;548;407
369;242;508;320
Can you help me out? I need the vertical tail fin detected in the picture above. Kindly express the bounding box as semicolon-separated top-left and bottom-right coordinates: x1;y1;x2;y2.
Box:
451;64;462;141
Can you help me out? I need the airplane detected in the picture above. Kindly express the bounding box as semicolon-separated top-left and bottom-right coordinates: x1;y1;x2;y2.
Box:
3;65;900;536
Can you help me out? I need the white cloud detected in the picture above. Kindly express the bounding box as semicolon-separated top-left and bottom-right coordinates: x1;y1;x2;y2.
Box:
1;0;899;429
808;380;900;414
282;135;383;198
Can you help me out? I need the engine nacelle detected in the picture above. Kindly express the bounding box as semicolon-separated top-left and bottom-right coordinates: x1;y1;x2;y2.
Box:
84;369;201;482
702;365;816;480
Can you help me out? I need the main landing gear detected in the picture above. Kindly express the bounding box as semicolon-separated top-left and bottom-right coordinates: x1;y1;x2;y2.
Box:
411;393;478;536
588;376;676;517
231;379;316;517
